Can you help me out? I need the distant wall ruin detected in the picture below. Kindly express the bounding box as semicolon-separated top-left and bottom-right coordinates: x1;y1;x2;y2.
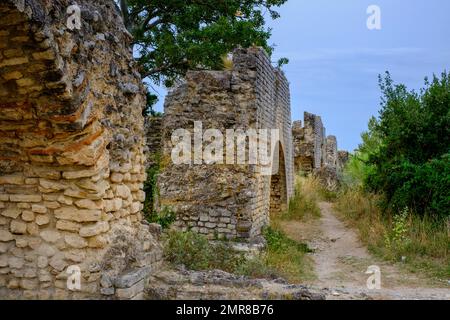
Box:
0;0;161;299
157;48;294;240
292;112;349;189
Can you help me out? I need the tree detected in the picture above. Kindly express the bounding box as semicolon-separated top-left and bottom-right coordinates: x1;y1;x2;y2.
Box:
365;71;450;218
117;0;287;108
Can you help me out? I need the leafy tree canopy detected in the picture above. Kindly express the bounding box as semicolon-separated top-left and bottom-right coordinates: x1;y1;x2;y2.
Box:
363;71;450;218
117;0;287;90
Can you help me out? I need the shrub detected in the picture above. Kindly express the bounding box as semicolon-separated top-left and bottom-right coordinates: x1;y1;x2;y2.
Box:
163;230;245;272
280;175;321;221
365;72;450;219
147;206;176;229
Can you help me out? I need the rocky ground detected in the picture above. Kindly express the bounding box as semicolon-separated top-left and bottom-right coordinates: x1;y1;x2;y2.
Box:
279;202;450;300
145;201;449;300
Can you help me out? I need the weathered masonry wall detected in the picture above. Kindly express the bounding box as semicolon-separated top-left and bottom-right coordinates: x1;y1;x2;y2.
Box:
292;112;349;189
292;112;326;174
0;0;162;299
158;48;294;240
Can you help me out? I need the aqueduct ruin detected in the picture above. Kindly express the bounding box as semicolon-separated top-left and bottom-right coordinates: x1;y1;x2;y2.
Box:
155;48;295;240
0;0;348;300
0;0;162;299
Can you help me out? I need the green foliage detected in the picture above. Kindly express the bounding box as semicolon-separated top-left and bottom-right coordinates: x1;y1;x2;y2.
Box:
277;57;289;68
349;71;450;219
143;154;160;217
263;227;312;254
143;150;176;229
384;207;411;254
336;71;450;280
147;206;176;229
341;116;381;190
118;0;287;89
163;230;246;272
163;227;314;282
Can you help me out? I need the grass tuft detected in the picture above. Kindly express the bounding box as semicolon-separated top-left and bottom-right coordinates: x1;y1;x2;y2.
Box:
334;188;450;281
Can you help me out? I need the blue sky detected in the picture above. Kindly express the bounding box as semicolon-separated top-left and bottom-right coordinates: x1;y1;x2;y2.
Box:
152;0;450;152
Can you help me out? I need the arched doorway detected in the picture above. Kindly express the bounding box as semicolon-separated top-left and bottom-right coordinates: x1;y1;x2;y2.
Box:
269;142;288;215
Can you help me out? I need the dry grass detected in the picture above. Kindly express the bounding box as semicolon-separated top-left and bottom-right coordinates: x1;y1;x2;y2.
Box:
279;175;321;221
258;174;321;283
334;188;450;281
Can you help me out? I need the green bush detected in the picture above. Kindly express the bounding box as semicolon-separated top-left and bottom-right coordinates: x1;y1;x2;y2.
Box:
263;226;312;254
147;206;176;229
361;71;450;219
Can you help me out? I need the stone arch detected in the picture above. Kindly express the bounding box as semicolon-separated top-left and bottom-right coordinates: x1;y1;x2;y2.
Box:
269;142;288;215
157;47;295;240
0;0;161;300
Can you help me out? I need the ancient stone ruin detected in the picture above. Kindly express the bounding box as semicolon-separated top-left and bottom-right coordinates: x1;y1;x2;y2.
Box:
155;48;294;240
1;0;349;300
292;112;349;189
0;0;162;299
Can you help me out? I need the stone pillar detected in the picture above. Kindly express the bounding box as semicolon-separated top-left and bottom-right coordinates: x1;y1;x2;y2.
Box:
159;47;294;240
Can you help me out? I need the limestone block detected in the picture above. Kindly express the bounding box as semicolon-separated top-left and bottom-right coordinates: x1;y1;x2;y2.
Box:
79;221;109;237
104;198;122;212
114;267;151;289
87;235;108;248
54;208;101;222
116;279;145;299
64;249;85;263
37;256;48;268
39;179;67;191
74;199;103;210
0;174;24;184
64;234;88;249
56;220;81;232
40;230;61;243
1;208;21;219
35;215;50;226
114;185;131;199
10;194;42;202
49;253;67;272
10;220;27;234
8;256;24;269
36;244;56;257
21;210;35;222
26;223;39;236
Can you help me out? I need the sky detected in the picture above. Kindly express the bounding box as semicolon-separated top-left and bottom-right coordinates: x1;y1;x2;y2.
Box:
152;0;450;152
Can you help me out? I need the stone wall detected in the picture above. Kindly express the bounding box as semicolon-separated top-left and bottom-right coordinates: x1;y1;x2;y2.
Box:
158;47;294;240
292;112;348;189
0;0;161;299
292;112;325;174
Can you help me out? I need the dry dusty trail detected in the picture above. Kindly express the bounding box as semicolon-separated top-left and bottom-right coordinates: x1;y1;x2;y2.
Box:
279;202;450;300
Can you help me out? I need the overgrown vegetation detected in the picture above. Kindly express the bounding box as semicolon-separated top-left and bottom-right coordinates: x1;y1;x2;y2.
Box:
361;72;449;219
335;71;450;280
258;226;315;282
143;150;176;229
163;225;314;283
164;230;246;272
335;189;449;280
117;0;288;113
279;175;321;221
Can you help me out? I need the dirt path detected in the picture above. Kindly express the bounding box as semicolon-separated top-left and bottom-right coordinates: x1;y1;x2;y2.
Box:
279;201;450;300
